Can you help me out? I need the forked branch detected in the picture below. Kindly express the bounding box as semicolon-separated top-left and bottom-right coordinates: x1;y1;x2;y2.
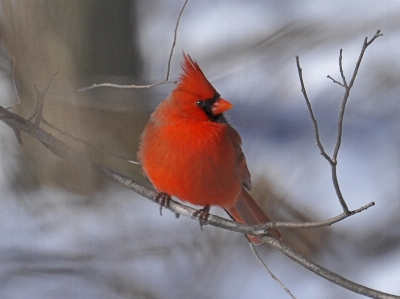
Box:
296;30;382;214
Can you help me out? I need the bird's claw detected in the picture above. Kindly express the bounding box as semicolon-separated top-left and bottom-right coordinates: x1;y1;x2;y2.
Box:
192;205;210;230
155;192;171;216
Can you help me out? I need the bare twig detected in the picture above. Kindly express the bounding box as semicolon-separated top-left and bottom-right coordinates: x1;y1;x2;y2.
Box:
295;56;332;163
296;30;382;214
78;0;189;92
327;75;345;87
333;30;382;161
249;244;297;299
262;201;374;230
338;49;347;87
77;80;176;92
166;0;189;81
0;105;397;298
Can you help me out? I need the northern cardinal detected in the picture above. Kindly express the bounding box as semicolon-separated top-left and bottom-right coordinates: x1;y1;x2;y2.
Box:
138;53;280;244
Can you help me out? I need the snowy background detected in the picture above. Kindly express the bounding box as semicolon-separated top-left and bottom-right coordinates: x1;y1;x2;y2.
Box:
0;1;400;298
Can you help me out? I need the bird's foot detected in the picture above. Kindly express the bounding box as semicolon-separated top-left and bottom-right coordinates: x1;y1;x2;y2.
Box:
192;205;210;230
155;192;171;216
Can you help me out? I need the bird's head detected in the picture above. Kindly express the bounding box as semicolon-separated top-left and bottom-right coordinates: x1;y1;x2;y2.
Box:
171;53;233;122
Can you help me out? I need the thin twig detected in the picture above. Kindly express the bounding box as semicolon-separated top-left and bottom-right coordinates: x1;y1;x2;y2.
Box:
339;49;347;87
295;56;332;163
327;75;345;87
77;80;176;92
166;0;189;81
366;30;383;46
78;0;189;92
333;30;382;162
249;244;297;299
261;201;374;230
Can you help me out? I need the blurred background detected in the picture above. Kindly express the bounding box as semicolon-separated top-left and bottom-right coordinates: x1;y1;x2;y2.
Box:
0;0;399;298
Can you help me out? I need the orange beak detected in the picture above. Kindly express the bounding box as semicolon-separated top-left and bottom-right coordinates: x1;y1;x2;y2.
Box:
211;98;233;115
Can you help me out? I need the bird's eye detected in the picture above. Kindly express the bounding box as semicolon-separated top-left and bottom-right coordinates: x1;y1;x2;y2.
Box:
196;100;206;108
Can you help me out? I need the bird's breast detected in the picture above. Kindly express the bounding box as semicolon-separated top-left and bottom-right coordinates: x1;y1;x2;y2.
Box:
139;121;242;208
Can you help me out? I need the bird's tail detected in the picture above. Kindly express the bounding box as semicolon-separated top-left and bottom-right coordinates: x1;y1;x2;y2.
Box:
224;188;281;245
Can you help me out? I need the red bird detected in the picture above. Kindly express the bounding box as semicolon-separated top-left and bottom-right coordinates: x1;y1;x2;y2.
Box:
138;53;280;244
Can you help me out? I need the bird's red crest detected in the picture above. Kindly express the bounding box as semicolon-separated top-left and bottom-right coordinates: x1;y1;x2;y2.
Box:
176;53;217;99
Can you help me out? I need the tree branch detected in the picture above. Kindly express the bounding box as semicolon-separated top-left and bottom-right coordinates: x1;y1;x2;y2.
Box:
296;30;382;214
0;105;374;235
0;105;397;298
296;55;350;213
